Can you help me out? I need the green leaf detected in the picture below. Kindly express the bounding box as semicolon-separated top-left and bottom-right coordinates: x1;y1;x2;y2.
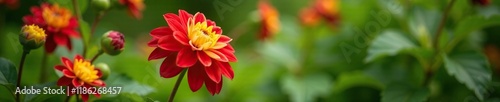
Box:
93;93;148;102
105;73;154;96
23;82;58;102
365;30;417;63
333;71;383;93
281;73;332;102
443;52;491;100
381;84;429;102
0;57;17;85
48;0;88;15
448;15;500;52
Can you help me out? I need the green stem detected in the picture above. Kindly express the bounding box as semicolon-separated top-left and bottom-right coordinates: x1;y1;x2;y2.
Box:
16;50;29;102
39;53;48;83
168;69;187;102
71;0;87;58
423;0;457;86
91;11;106;37
64;96;70;102
76;94;80;102
90;50;104;63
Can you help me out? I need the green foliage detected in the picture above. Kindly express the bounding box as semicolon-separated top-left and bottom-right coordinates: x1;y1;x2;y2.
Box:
365;30;417;63
0;57;17;86
381;84;429;102
443;52;491;100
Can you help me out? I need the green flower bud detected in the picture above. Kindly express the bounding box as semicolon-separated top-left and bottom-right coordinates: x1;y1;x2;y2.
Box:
95;63;110;80
101;31;125;56
19;24;46;50
92;0;111;11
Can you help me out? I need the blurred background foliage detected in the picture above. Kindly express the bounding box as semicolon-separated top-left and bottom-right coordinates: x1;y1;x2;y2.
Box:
1;0;500;102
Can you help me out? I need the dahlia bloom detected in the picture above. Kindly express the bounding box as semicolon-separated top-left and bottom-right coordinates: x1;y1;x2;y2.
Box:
258;0;280;40
23;3;79;53
19;24;47;50
118;0;145;19
55;55;105;102
148;10;237;95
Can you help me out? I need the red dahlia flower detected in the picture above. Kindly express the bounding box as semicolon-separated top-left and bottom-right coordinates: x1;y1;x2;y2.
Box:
23;3;79;53
299;0;340;27
258;0;280;40
148;10;237;95
118;0;145;19
55;55;106;102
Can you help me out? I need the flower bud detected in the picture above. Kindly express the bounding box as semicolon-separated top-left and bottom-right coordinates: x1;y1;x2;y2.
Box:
19;24;46;50
101;31;125;56
95;63;110;80
92;0;111;11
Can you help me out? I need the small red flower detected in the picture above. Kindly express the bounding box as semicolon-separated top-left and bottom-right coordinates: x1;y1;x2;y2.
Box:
299;0;340;27
23;3;79;53
148;10;237;95
54;55;106;102
118;0;145;19
258;0;280;40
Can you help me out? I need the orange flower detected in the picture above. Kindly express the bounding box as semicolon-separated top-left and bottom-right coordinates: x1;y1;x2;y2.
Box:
258;0;280;40
54;55;105;102
148;10;237;95
118;0;145;19
23;3;79;53
299;0;340;27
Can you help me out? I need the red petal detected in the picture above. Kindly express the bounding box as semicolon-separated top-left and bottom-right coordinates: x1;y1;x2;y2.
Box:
193;12;206;24
54;34;68;45
57;77;72;86
158;35;184;51
64;36;73;51
213;26;222;34
218;47;237;62
62;28;79;38
197;51;212;67
173;31;190;45
75;55;84;60
148;38;159;47
72;78;83;87
205;62;222;83
54;65;66;71
176;47;197;67
187;64;205;92
207;20;216;27
178;10;192;25
160;55;184;78
148;48;172;61
62;69;76;78
150;26;172;38
217;62;234;79
205;77;223;95
164;14;186;33
44;36;57;53
217;35;232;43
90;80;106;87
81;94;89;102
61;57;74;71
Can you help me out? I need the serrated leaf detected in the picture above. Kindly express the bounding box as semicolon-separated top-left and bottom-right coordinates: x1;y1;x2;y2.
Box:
0;57;17;85
365;30;417;63
381;84;429;102
281;73;332;102
443;52;491;100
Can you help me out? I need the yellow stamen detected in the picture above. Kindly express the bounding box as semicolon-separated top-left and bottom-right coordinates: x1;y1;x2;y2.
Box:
42;4;72;29
187;20;221;51
22;24;46;44
73;59;99;83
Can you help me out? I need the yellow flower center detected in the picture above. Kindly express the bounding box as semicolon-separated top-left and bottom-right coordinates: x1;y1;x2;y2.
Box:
73;59;99;83
42;4;72;29
22;24;46;44
187;20;220;51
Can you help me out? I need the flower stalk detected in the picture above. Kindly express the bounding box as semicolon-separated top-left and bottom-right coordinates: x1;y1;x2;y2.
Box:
91;50;104;63
16;50;29;102
168;69;187;102
72;0;88;57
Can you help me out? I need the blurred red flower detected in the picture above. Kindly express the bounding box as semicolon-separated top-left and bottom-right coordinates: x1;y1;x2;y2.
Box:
471;0;491;6
148;10;237;95
23;3;79;53
54;55;105;102
258;0;280;40
299;0;340;27
0;0;19;9
119;0;145;19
